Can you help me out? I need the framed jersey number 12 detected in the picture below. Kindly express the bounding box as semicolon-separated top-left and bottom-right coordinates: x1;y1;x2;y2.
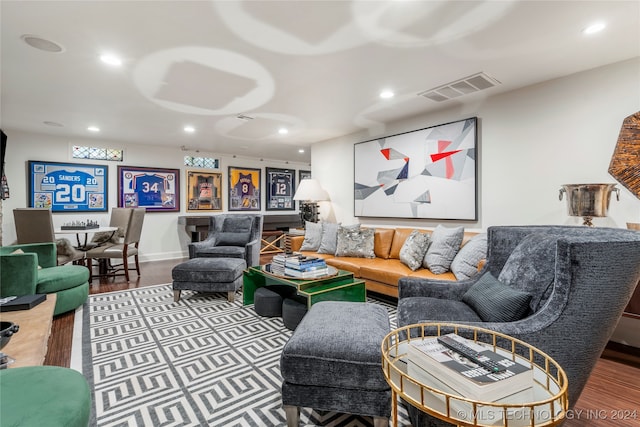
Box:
118;165;180;212
266;167;295;211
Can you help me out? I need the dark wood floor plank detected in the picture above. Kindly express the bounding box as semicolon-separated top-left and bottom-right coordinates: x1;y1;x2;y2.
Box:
44;257;640;424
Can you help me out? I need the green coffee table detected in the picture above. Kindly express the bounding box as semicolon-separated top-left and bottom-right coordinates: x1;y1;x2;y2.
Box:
243;264;366;308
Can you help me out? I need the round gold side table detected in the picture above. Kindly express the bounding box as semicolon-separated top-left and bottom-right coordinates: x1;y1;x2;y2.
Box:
381;323;569;427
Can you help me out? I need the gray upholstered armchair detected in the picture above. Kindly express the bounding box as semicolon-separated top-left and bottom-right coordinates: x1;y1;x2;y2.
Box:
188;214;263;267
397;225;640;426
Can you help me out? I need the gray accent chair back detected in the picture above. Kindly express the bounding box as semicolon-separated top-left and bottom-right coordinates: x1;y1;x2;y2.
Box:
188;214;263;267
397;225;640;425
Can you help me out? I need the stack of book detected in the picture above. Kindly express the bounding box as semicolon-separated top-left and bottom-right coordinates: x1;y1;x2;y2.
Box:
270;253;301;276
283;255;328;278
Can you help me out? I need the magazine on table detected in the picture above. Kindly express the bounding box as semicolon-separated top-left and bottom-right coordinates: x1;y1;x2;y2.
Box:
407;333;533;402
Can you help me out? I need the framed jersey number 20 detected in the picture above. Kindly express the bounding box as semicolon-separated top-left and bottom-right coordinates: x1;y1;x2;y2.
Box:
118;165;180;212
266;167;295;211
29;160;108;212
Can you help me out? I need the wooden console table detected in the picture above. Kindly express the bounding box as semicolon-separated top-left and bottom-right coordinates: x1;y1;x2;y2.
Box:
0;294;56;367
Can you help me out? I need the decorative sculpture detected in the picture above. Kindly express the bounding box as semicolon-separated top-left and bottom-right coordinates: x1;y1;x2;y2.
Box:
608;111;640;198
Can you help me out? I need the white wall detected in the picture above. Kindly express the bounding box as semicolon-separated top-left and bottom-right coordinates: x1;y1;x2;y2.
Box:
312;58;640;230
0;131;309;260
311;57;640;347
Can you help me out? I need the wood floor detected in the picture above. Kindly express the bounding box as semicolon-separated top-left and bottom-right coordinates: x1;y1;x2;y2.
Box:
45;258;640;426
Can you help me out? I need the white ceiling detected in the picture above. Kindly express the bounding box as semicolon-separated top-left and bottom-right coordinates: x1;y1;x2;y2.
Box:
1;1;639;163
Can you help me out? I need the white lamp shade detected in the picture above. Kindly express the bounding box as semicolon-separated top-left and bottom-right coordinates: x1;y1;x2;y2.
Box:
293;179;329;201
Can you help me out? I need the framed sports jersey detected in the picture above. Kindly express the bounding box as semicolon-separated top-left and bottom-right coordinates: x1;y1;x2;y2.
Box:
118;165;180;212
186;170;222;212
228;166;261;211
28;160;108;212
266;167;295;211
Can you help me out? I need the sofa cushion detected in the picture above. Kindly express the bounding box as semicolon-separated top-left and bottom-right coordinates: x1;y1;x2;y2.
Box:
299;221;323;251
423;225;464;274
373;228;395;259
399;230;431;271
462;272;533;322
317;222;342;254
408;268;456;281
498;232;558;312
451;233;487;280
360;259;415;286
389;228;418;259
398;297;482;326
336;226;375;258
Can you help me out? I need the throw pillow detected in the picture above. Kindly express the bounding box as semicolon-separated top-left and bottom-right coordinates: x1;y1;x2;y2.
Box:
335;226;375;258
462;272;533;322
450;233;488;280
317;222;344;254
215;231;251;246
498;232;558;312
299;221;323;251
423;225;464;274
399;230;431;271
222;216;252;233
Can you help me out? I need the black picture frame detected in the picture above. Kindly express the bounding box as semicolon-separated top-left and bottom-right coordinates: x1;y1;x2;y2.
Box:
266;167;296;211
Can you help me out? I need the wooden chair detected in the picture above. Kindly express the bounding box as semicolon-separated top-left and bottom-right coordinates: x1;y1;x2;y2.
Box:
13;208;85;265
86;208;145;281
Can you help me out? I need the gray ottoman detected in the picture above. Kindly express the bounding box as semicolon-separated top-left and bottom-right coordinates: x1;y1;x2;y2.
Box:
254;287;283;317
280;301;391;427
282;298;308;330
172;257;246;302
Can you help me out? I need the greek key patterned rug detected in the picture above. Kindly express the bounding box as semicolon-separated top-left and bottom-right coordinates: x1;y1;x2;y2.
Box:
72;284;411;426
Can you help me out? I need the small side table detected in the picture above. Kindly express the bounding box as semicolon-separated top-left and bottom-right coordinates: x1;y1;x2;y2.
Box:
260;230;285;254
381;323;569;427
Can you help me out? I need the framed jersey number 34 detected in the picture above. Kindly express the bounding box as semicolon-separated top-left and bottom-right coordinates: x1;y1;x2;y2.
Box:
118;165;180;212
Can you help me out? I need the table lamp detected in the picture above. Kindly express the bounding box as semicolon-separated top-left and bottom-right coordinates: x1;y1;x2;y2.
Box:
293;179;329;224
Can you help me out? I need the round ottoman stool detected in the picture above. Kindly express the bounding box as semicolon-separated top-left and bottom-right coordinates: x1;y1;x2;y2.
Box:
282;298;308;330
254;287;283;317
0;366;91;427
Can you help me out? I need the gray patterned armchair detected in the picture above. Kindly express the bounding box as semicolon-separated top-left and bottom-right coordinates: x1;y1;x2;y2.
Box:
397;225;640;426
188;214;263;267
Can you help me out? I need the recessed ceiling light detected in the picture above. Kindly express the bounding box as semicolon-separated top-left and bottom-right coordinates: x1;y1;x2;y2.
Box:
184;126;195;133
298;149;305;153
87;126;100;132
100;53;123;66
278;128;289;135
583;22;606;35
380;90;395;99
21;34;64;53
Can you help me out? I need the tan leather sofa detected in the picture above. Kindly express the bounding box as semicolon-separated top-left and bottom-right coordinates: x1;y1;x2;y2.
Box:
290;228;480;298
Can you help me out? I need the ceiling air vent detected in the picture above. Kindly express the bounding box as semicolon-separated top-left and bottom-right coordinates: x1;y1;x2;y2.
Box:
236;114;254;121
418;72;501;102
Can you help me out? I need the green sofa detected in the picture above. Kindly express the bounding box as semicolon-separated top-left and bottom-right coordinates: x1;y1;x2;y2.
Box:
0;242;89;315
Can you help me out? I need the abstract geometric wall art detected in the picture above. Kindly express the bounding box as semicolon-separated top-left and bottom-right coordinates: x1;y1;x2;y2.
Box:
354;117;477;220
